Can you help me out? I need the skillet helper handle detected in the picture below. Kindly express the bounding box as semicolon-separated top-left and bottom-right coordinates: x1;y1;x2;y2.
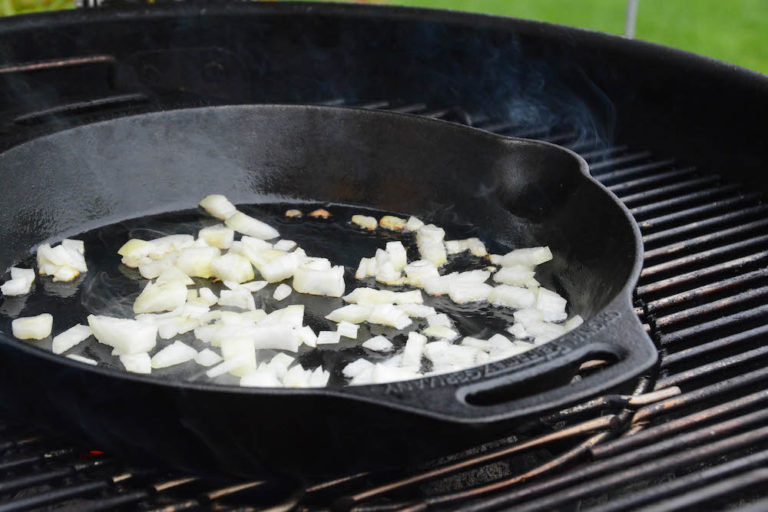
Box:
354;299;657;424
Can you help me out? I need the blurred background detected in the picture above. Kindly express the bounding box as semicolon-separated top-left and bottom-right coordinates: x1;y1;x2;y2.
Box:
2;0;766;75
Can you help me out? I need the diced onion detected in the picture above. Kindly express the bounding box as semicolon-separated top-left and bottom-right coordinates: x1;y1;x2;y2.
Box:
362;335;393;352
120;353;152;374
206;354;250;379
133;280;187;314
219;337;257;376
499;247;553;267
198;224;235;249
52;324;91;354
416;224;447;267
351;215;377;230
385;241;408;271
422;325;459;340
535;287;568;322
218;288;256;311
405;216;424;232
258;252;300;283
565;315;584;331
488;285;536;309
226;211;280;240
240;368;282;387
273;239;297;251
199;194;237;220
12;313;53;340
296;325;318;347
337;321;359;339
317;331;341;345
326;304;372;324
175;246;220;279
401;331;427;368
292;264;345;297
211;253;255;284
273;283;292;301
88;314;157;355
396;303;436;318
343;358;374;378
194;348;223;367
493;265;538;287
448;281;493;303
367;304;411;330
1;267;35;296
380;215;406;231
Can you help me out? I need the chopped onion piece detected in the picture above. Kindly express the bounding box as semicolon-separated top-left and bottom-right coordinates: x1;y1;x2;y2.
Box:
405;216;424;232
175;246;220;279
445;238;486;257
367;304;411;330
88;314;157;354
1;267;35;296
226;211;280;240
343;358;374;378
535;288;568;322
362;335;393;352
258;252;300;283
493;265;538;287
138;253;178;280
37;242;87;282
194;348;223;367
285;209;302;218
355;257;376;280
219;337;256;376
309;366;331;387
343;288;422;305
120;353;152;374
198;224;235;249
380;215;406;231
488;285;536;309
118;239;152;267
448;281;493;303
296;325;318;347
325;304;372;324
259;304;304;328
283;365;312;387
240;280;268;293
206;354;250;379
416;224;447;267
308;209;332;219
386;241;408;271
371;364;421;384
218;288;256;311
500;247;553;267
198;287;218;306
375;260;404;285
52;324;91;354
273;283;292;301
12;313;53;340
527;321;567;344
351;215;377;230
337;321;359;339
506;322;529;339
422;325;459;340
427;313;453;327
252;325;301;352
133;280;187;314
565;315;584;331
268;353;295;379
151;340;197;368
317;331;341;345
424;340;479;368
401;331;427;368
240;368;282;387
292;264;345;297
211;253;255;284
146;235;195;259
273;239;297;251
398;304;437;318
199;194;237;220
404;260;440;288
66;354;98;366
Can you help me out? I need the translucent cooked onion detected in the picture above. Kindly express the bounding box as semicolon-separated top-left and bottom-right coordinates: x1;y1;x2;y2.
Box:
52;324;91;354
12;314;53;340
225;211;280;240
199;194;237;220
88;315;157;355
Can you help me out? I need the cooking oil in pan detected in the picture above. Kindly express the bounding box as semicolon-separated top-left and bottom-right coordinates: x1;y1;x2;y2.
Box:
0;202;536;387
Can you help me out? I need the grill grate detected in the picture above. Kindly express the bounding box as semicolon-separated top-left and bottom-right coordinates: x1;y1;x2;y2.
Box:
0;100;766;511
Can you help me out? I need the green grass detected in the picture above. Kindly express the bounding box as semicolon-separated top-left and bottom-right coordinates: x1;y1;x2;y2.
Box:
4;0;767;75
388;0;768;75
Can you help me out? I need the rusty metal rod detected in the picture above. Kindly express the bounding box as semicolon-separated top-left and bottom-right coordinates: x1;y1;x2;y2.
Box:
630;184;741;220
638;194;761;234
593;388;768;458
452;422;768;512
646;268;768;314
659;303;768;345
655;285;768;329
594;159;674;184
655;344;768;390
661;323;768;368
633;364;768;423
620;174;719;206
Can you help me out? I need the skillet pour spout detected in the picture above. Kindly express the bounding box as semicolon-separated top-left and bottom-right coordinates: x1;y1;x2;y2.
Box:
0;105;656;476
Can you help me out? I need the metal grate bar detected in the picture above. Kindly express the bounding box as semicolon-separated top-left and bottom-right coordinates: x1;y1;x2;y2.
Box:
655;343;768;389
658;303;768;345
607;167;698;195
630;184;742;220
654;286;768;329
588;151;653;172
661;323;768;368
636;250;768;297
642;204;768;247
586;452;768;512
638;194;762;234
619;175;720;207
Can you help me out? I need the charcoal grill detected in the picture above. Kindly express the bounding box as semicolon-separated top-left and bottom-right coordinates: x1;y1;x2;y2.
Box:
0;2;766;510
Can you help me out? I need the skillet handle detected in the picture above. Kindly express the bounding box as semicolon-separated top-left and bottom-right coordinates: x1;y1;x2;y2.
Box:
345;298;657;424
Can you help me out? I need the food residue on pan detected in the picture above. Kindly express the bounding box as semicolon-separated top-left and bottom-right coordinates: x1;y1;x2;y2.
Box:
1;194;583;388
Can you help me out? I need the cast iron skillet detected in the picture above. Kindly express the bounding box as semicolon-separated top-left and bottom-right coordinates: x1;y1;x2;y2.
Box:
0;105;656;477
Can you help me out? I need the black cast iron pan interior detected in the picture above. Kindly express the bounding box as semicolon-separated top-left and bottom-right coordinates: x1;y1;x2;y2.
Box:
0;105;656;476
